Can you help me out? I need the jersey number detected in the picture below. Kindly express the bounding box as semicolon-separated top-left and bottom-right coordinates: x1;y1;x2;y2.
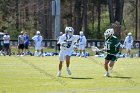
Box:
106;43;110;50
67;41;72;48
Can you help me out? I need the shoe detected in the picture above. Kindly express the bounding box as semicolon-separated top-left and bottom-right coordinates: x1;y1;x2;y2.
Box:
67;68;72;75
104;73;110;77
57;71;61;77
20;55;24;57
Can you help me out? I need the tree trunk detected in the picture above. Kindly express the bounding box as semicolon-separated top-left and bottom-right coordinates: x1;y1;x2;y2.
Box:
16;0;19;31
83;0;88;38
91;3;95;33
97;0;101;39
46;0;52;39
37;0;47;39
108;0;114;24
74;0;82;35
70;0;73;26
115;0;124;24
135;0;138;40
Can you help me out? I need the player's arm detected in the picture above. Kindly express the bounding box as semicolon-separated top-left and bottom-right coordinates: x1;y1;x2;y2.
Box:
115;39;122;57
58;36;67;47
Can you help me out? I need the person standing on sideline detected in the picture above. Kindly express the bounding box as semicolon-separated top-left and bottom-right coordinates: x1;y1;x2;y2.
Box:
17;31;25;56
24;32;30;54
3;32;11;56
32;31;43;57
78;31;87;57
124;32;133;57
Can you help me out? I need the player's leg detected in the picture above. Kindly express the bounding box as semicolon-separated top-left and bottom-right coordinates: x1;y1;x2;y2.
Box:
3;44;6;56
7;44;11;56
57;61;63;77
35;45;40;56
41;48;44;56
126;45;131;57
66;53;72;75
66;55;70;68
8;46;11;56
57;50;65;77
104;59;110;76
21;44;24;56
17;44;21;56
82;45;86;57
109;61;115;71
80;50;82;57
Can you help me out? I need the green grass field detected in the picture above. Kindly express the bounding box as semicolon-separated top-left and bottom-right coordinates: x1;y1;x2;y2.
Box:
0;55;140;93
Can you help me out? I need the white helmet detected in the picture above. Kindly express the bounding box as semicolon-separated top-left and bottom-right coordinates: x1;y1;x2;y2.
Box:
128;32;132;36
104;28;114;39
80;31;84;36
36;31;40;35
65;27;74;36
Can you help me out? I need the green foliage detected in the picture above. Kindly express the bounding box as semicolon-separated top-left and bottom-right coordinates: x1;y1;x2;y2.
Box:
88;12;110;39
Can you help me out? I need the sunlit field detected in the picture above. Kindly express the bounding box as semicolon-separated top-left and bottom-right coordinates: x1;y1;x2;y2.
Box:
0;54;140;93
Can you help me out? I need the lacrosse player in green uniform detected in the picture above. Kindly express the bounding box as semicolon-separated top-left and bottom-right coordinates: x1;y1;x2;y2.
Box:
103;28;122;77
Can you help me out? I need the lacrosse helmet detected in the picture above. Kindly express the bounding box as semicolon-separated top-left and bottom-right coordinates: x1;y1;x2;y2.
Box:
65;27;74;36
128;32;132;36
104;28;114;39
80;31;84;36
36;31;40;35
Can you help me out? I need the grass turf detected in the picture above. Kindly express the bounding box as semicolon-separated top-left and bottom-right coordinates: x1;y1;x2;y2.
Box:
0;56;140;93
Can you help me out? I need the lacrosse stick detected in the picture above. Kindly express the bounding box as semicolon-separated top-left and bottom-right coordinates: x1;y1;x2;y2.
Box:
91;46;119;57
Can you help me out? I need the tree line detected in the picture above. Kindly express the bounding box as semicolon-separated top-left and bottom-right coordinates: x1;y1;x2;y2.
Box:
0;0;139;40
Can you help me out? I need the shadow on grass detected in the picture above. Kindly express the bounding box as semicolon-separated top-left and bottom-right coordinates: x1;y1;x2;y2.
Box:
110;76;132;79
61;76;94;79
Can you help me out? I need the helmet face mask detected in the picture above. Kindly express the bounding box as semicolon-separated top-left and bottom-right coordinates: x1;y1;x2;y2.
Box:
65;27;74;36
80;31;84;36
104;29;114;39
36;31;40;35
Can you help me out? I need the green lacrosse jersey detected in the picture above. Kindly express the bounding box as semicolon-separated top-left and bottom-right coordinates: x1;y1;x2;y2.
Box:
105;36;120;54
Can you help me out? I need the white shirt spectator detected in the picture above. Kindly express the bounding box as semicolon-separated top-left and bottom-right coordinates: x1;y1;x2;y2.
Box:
3;34;10;44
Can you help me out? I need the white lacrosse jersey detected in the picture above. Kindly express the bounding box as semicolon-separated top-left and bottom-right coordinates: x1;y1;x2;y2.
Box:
3;35;10;44
32;35;43;46
124;36;133;45
78;35;87;45
58;34;80;51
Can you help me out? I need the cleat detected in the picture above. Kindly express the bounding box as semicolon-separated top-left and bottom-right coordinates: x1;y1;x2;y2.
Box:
57;71;61;77
67;68;72;75
104;73;110;77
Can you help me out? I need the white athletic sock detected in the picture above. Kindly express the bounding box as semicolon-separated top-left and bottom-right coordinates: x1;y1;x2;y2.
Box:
106;71;109;74
67;67;70;70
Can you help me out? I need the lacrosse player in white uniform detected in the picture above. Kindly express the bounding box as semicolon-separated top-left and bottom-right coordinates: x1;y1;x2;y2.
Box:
57;27;79;77
32;31;43;56
124;32;133;56
78;31;87;57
